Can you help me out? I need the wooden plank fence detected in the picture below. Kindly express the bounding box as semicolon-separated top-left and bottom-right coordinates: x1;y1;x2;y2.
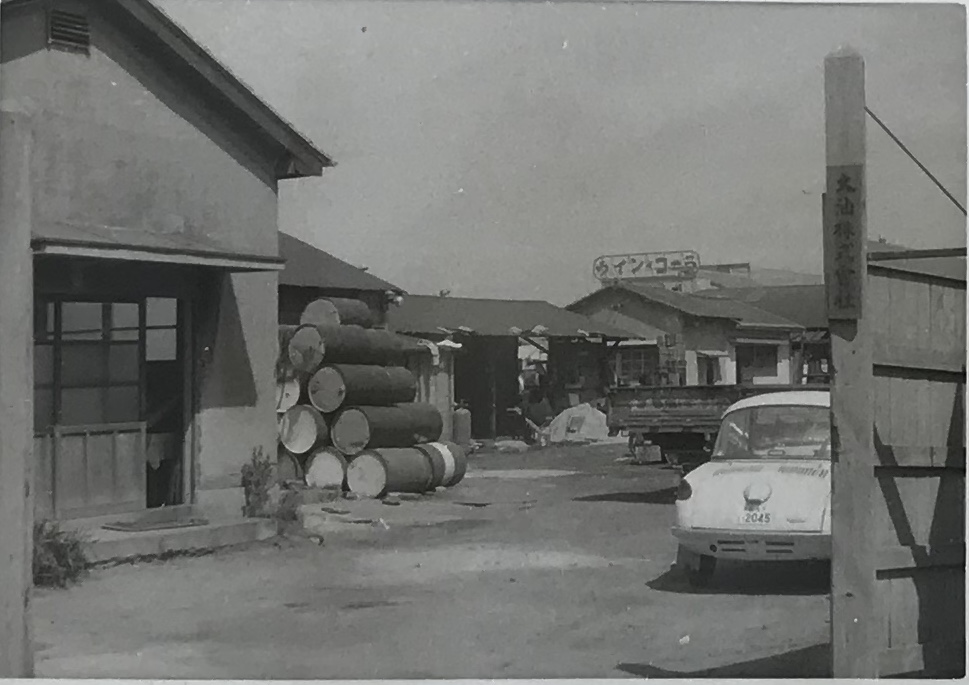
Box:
825;46;966;678
864;255;966;677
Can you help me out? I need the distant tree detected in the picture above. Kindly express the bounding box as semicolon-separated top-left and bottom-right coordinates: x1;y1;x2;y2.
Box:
438;289;451;298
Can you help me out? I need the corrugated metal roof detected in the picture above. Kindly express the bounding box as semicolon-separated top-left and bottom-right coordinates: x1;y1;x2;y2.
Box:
278;233;402;292
617;284;803;329
387;295;634;339
695;284;828;329
868;249;966;283
867;239;910;252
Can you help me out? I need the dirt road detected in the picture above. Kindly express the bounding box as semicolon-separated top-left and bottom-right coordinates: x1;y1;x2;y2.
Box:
33;444;831;679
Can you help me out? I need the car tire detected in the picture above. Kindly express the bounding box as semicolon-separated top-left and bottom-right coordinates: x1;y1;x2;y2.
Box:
675;544;697;570
687;555;716;588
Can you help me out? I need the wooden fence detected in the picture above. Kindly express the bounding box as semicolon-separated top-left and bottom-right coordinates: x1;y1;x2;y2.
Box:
830;249;966;677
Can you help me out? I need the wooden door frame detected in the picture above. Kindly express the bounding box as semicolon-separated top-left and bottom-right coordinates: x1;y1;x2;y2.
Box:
180;296;196;509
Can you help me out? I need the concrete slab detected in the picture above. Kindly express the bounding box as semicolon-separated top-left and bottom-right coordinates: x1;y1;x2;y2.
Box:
83;519;276;564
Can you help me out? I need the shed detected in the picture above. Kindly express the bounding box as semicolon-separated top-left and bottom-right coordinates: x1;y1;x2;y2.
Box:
278;232;403;327
388;295;633;438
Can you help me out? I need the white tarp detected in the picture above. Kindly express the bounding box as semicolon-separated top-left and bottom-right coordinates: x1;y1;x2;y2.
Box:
547;403;624;445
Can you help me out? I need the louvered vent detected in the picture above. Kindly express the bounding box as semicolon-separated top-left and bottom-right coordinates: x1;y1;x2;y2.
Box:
48;9;91;53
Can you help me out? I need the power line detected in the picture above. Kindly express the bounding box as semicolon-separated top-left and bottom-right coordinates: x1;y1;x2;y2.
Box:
865;106;967;217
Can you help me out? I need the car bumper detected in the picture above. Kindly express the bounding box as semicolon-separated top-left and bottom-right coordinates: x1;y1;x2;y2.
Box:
672;526;830;561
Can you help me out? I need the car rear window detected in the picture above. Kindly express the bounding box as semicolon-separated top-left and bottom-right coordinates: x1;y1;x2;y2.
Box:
712;405;830;460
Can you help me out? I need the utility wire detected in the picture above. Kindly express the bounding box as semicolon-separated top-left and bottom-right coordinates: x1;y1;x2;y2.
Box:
865;106;967;216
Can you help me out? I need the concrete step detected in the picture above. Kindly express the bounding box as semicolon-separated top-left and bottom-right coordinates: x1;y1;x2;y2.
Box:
83;519;276;564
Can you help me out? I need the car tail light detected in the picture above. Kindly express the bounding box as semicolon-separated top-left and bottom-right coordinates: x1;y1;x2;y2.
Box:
676;480;693;501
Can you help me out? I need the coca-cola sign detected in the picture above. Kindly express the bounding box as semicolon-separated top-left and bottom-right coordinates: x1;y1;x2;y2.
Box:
593;250;700;282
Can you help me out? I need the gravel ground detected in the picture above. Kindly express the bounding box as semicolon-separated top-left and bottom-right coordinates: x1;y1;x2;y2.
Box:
33;443;831;679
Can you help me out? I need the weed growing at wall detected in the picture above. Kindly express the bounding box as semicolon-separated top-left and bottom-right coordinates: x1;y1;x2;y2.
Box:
33;520;89;588
241;446;275;518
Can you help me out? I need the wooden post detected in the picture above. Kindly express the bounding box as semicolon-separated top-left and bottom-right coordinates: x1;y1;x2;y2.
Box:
487;345;497;439
823;46;877;678
0;109;36;676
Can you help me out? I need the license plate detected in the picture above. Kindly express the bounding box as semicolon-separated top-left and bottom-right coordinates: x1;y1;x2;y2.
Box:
740;510;772;525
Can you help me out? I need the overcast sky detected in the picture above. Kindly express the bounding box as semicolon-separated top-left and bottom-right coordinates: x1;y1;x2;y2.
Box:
159;0;966;305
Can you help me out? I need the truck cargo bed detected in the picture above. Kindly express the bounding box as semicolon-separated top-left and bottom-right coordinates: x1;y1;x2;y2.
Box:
608;384;829;434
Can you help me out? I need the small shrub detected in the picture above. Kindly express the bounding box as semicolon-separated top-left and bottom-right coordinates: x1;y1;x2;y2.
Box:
33;520;89;588
241;446;275;518
274;487;301;523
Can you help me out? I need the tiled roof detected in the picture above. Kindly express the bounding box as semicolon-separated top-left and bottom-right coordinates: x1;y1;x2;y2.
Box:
616;284;803;329
695;284;827;329
279;233;402;292
868;249;966;283
387;295;634;339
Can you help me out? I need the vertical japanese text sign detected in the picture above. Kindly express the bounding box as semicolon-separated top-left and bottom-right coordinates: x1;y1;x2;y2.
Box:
823;48;866;321
823;167;864;319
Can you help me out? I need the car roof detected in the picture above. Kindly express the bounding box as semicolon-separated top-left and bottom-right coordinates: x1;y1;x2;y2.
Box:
724;390;830;415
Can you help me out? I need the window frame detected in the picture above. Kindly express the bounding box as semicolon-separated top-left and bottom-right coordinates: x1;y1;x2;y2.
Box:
33;297;181;432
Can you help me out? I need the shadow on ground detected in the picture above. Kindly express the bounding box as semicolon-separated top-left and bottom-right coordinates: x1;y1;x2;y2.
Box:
647;560;830;596
573;487;677;505
617;642;831;678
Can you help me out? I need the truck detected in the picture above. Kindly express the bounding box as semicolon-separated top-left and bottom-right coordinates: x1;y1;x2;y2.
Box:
607;383;829;472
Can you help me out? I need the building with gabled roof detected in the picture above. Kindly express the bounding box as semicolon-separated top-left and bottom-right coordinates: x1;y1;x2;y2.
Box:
387;294;633;439
694;283;829;384
2;0;330;527
568;283;803;389
278;232;403;326
694;284;827;329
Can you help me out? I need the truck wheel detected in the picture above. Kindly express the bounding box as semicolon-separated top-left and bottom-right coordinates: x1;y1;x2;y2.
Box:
687;555;716;588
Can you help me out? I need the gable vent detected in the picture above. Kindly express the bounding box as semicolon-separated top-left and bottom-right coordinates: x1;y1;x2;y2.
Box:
48;10;91;54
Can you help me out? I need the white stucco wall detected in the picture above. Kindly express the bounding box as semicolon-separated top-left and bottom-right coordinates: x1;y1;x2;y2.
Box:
194;271;278;520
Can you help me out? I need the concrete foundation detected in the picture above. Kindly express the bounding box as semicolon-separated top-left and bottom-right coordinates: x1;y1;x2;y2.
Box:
83;519;276;565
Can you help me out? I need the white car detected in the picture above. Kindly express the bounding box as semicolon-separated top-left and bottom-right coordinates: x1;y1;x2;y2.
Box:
672;390;831;587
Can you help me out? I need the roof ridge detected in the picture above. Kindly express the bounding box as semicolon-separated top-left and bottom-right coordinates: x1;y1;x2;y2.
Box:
130;0;332;166
405;294;553;304
616;281;803;328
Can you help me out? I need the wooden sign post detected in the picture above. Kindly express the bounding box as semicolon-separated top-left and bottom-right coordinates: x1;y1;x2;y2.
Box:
0;106;36;676
823;46;877;678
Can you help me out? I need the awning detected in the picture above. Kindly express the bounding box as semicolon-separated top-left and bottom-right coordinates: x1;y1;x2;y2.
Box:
32;221;285;272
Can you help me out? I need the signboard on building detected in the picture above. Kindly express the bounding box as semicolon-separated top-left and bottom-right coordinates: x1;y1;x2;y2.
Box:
593;250;700;282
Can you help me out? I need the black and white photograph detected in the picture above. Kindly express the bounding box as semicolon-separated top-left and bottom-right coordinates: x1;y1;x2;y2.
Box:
0;0;965;679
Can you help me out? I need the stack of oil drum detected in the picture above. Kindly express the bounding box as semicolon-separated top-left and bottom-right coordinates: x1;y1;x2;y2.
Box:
275;297;467;498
